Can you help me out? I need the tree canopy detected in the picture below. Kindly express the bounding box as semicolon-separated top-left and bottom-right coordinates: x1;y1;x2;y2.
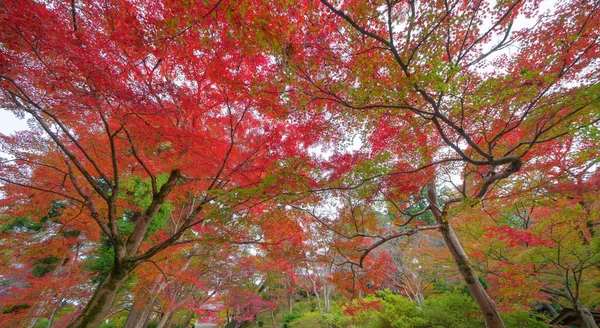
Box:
1;0;599;327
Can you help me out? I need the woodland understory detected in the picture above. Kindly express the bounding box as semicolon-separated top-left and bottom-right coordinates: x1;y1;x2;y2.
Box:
0;0;599;327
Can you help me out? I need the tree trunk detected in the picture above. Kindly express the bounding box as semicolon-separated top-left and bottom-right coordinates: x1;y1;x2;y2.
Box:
427;183;505;328
156;309;175;328
67;268;130;328
178;309;195;328
26;287;50;328
124;271;175;328
270;310;276;328
122;304;142;328
323;285;331;313
576;303;599;328
123;291;160;328
47;297;64;328
312;278;322;314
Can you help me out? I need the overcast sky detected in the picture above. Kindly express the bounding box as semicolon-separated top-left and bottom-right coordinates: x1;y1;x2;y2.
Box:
0;109;29;135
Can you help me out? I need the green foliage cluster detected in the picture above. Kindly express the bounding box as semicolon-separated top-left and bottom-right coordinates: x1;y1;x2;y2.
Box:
1;303;31;314
84;243;115;283
84;175;174;283
280;290;549;328
97;321;118;328
1;216;43;233
33;318;50;328
0;201;68;234
120;175;173;239
288;312;328;328
32;255;60;277
421;292;482;328
501;312;549;328
282;311;304;328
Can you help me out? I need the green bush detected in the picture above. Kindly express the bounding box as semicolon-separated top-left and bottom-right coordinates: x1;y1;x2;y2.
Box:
288;312;328;328
33;319;50;328
322;308;352;328
502;312;549;328
372;291;428;328
329;291;428;328
421;291;484;328
282;311;303;328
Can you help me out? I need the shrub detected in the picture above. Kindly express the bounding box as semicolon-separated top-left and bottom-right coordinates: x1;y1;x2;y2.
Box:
288;312;328;328
282;311;303;328
373;291;428;328
421;291;484;328
501;312;549;328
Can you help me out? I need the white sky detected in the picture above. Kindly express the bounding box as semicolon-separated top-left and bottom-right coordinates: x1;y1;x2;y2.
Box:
0;109;29;135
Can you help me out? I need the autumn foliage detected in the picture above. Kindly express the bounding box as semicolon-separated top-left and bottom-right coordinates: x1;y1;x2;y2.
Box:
1;0;599;327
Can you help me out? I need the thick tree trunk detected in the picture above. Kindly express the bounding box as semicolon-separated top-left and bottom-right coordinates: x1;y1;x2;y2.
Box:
122;304;141;328
576;303;599;328
123;299;154;328
67;268;130;328
440;223;505;328
428;183;505;328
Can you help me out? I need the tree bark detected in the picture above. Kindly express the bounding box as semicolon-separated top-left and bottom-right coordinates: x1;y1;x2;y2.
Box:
67;268;130;328
270;310;276;328
311;278;322;314
47;297;64;328
178;310;195;328
576;303;599;328
123;282;163;328
156;309;175;328
123;298;155;328
428;183;505;328
323;285;331;313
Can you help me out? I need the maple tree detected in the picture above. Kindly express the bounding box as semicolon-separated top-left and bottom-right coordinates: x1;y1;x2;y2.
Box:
241;0;600;326
1;0;599;327
464;170;600;327
379;233;450;304
0;205;91;328
0;0;295;326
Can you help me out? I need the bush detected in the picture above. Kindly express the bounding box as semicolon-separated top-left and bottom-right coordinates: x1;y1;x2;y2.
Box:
502;312;549;328
421;291;484;328
288;312;328;328
322;308;353;328
282;311;303;328
331;290;428;328
372;291;428;328
33;319;50;328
